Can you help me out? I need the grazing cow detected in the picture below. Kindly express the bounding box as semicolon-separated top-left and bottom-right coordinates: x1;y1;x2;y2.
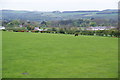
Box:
75;33;78;36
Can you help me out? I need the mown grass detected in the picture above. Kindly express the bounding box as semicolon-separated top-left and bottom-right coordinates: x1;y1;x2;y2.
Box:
0;31;2;79
2;32;118;78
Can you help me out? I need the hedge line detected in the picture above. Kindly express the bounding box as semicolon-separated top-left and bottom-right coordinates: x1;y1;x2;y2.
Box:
3;29;120;37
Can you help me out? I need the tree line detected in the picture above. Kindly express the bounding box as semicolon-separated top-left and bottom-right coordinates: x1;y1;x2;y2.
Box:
1;19;119;37
2;18;117;28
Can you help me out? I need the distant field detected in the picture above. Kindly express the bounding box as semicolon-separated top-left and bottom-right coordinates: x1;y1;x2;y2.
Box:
2;32;118;78
1;10;117;21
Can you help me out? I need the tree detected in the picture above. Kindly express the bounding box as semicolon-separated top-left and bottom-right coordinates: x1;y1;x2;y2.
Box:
6;20;20;27
27;25;34;30
41;21;47;28
90;22;97;27
41;21;47;25
59;28;65;34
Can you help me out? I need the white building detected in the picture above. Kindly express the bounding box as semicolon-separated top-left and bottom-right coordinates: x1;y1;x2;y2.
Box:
0;26;5;30
34;27;43;31
34;27;47;31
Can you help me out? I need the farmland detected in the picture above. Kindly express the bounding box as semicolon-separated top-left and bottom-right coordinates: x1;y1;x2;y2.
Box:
0;31;2;79
2;32;118;78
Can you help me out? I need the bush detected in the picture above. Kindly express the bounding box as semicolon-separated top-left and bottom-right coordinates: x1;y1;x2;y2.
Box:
12;27;27;32
40;31;44;33
2;29;6;31
21;30;25;32
59;28;66;34
35;30;39;33
31;30;39;33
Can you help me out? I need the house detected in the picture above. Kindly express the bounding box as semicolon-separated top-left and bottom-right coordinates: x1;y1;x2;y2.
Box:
34;27;43;31
19;25;23;27
34;27;47;31
0;26;5;30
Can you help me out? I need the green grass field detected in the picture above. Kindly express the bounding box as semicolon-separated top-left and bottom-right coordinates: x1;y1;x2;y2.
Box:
0;31;2;79
2;32;118;78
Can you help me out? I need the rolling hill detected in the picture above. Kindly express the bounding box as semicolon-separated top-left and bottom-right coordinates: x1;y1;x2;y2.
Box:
1;9;118;21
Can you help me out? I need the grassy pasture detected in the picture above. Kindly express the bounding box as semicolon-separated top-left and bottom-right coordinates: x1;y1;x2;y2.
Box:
2;32;118;78
0;31;2;79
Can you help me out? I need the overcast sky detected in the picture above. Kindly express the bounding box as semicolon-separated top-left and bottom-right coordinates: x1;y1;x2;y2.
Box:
0;0;119;11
